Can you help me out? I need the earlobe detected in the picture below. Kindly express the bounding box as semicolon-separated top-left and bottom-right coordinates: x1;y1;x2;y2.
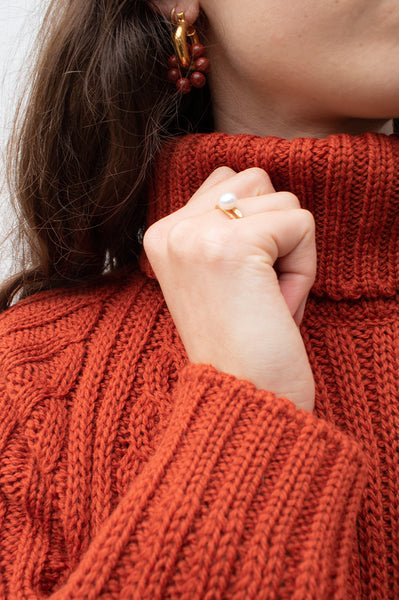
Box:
149;1;200;25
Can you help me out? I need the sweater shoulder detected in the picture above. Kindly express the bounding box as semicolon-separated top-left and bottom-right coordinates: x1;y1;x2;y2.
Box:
0;270;154;373
0;283;104;337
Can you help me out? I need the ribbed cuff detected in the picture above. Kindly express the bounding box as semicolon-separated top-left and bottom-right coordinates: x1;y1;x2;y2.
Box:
53;364;368;599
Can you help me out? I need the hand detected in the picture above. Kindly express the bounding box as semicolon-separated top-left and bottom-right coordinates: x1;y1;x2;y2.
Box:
144;167;316;412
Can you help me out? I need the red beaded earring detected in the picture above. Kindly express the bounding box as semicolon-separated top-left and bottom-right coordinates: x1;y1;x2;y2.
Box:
167;8;210;95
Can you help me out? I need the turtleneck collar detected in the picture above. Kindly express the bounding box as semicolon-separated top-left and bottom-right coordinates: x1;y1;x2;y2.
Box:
142;132;399;301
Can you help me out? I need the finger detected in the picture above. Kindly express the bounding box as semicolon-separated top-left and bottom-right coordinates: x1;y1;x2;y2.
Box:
143;169;238;255
292;294;310;326
188;167;237;197
249;209;316;317
214;191;300;220
183;208;316;317
183;167;276;215
279;273;315;323
146;186;298;258
206;208;315;265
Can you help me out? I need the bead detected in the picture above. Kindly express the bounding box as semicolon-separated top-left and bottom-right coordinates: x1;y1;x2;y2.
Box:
195;57;210;74
168;68;180;83
191;43;205;60
190;71;206;88
167;38;210;94
217;192;238;211
168;55;179;68
176;77;192;94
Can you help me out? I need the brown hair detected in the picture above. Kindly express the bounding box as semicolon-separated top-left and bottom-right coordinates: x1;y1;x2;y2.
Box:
2;0;210;310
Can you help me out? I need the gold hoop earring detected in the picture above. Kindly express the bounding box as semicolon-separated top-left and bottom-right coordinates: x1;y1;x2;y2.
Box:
167;8;210;95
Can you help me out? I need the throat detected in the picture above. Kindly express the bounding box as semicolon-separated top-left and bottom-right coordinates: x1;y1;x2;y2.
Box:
211;96;394;140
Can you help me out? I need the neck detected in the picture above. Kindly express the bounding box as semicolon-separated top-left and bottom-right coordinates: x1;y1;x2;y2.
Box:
212;98;394;140
209;70;394;140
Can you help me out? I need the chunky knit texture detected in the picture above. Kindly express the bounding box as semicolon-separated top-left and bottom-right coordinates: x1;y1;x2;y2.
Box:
0;132;398;599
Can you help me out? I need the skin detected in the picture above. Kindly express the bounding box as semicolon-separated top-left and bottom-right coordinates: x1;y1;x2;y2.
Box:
144;168;316;411
145;1;399;409
158;0;399;138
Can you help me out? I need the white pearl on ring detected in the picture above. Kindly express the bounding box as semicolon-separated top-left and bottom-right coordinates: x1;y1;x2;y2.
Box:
217;192;238;211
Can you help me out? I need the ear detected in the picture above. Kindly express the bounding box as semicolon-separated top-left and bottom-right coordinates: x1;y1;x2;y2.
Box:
149;1;200;25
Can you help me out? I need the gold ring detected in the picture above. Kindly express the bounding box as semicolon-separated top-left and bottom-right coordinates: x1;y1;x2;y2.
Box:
215;192;243;220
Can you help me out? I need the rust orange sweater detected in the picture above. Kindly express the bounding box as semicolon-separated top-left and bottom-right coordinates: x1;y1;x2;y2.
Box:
0;133;398;599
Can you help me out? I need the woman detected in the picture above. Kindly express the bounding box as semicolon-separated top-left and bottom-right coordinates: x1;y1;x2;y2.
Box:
0;0;398;597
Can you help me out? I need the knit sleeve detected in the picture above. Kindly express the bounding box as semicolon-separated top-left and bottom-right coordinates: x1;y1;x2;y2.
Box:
48;363;367;600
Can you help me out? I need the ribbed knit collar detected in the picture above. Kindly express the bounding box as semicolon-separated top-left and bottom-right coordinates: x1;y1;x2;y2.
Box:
143;132;399;300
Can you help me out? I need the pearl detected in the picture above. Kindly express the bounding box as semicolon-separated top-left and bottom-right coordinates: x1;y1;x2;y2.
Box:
217;192;238;211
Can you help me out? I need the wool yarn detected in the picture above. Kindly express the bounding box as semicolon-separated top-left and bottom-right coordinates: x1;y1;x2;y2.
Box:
0;132;398;598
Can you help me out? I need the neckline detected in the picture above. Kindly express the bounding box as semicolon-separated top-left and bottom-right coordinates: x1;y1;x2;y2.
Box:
142;132;399;300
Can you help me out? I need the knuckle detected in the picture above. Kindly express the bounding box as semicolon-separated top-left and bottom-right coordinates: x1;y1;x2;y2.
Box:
295;209;316;238
199;167;236;191
166;219;193;257
199;226;233;263
213;166;235;178
244;167;272;190
169;219;235;265
301;209;316;231
143;221;163;257
278;191;300;207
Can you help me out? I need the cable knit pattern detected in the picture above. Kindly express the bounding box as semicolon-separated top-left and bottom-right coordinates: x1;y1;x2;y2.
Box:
0;132;398;598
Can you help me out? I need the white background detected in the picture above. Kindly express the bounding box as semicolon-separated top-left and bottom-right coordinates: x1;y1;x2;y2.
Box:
0;0;46;279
